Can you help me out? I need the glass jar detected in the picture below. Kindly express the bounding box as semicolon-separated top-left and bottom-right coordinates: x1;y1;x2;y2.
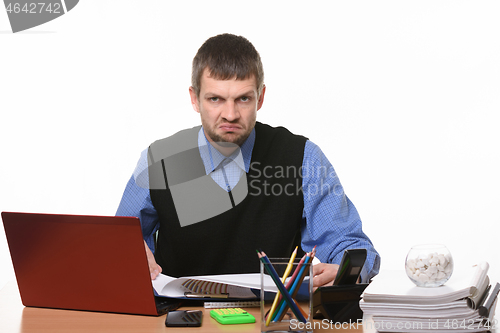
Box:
405;244;453;287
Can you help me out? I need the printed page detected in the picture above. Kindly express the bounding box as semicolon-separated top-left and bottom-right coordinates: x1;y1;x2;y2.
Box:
161;278;257;298
151;272;280;298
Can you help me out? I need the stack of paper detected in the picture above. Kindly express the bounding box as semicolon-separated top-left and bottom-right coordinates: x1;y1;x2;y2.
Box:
360;262;499;333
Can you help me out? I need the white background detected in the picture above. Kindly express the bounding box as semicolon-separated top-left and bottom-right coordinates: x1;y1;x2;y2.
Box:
1;1;499;289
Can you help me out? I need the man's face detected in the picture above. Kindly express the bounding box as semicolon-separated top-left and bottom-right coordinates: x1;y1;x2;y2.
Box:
189;68;265;148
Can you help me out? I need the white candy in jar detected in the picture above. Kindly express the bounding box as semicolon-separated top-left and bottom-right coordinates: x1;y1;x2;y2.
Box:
405;252;453;287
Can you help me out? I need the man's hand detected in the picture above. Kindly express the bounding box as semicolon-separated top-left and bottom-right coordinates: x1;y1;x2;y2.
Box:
144;241;162;280
312;263;339;290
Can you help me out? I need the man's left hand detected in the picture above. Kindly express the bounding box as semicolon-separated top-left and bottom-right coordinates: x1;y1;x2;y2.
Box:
312;263;339;290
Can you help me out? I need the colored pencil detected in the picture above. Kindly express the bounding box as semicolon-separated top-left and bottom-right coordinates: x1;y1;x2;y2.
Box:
257;250;307;323
273;246;316;322
272;252;311;321
265;246;298;326
270;251;309;321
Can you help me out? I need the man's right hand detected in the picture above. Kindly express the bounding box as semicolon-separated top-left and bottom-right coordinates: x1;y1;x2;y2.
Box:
144;240;162;280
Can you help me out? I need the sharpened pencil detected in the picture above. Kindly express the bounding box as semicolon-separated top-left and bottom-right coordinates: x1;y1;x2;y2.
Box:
273;252;310;321
265;246;298;326
272;246;316;322
257;250;307;323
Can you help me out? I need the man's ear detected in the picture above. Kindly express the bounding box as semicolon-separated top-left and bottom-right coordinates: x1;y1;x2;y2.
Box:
189;86;200;113
257;85;266;111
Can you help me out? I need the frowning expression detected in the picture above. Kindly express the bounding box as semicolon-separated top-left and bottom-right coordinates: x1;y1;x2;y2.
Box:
189;68;265;148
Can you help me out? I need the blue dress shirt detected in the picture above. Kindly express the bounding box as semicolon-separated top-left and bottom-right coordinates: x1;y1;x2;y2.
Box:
116;127;380;282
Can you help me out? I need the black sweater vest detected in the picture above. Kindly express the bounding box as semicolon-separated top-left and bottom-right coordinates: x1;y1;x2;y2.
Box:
149;122;307;277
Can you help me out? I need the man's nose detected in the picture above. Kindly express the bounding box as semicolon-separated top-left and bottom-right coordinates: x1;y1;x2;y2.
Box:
221;100;240;122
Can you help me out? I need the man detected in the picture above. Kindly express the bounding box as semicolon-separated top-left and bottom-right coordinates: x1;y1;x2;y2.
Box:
116;33;380;287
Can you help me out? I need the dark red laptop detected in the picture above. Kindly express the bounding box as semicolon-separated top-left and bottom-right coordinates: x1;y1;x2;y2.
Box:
1;212;179;316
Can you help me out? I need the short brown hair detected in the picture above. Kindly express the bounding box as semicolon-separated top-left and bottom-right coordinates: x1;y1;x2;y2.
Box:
191;33;264;97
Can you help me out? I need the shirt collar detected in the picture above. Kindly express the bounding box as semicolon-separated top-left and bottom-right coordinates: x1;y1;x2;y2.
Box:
198;127;255;174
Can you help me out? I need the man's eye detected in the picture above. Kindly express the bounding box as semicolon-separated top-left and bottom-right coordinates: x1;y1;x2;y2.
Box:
240;96;249;102
210;97;219;102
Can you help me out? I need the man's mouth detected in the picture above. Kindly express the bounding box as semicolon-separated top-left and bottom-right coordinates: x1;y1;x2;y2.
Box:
218;124;242;132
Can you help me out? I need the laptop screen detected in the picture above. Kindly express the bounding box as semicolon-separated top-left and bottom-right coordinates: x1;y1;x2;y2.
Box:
2;212;159;315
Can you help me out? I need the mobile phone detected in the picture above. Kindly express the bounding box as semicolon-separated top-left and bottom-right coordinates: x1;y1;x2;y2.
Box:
165;310;203;327
333;249;367;285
